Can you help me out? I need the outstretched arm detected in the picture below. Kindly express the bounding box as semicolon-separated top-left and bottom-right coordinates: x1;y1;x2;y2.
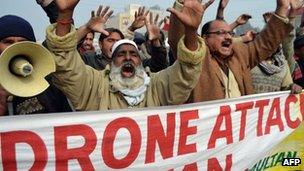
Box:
241;0;298;69
153;0;207;105
168;0;214;59
47;1;112;110
145;13;161;46
143;12;168;72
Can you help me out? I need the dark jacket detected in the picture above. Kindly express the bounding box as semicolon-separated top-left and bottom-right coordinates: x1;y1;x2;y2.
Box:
10;75;72;115
82;52;110;70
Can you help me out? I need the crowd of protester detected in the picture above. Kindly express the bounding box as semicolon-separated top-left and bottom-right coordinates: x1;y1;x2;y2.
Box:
0;0;303;115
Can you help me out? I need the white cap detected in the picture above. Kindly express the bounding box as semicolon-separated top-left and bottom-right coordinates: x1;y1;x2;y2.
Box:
111;39;138;55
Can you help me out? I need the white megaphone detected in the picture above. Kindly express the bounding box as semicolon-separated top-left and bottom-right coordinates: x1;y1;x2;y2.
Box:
0;41;56;97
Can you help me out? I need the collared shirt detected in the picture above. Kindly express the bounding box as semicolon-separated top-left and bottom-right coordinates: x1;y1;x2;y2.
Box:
220;68;241;98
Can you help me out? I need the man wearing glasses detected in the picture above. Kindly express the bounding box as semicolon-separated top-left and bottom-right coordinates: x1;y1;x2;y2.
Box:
168;0;301;102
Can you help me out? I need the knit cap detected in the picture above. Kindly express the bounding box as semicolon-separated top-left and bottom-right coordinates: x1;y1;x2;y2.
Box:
0;15;36;42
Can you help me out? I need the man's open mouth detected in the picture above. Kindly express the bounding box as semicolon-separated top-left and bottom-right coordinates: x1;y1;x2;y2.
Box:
222;40;232;48
121;62;135;78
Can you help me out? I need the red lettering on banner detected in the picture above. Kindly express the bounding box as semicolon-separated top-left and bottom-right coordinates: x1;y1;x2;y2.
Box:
178;110;199;155
236;102;254;141
255;99;270;136
102;117;141;169
207;106;233;149
265;98;284;134
285;95;301;129
54;124;97;171
145;113;176;163
299;93;304;120
207;154;232;171
1;131;47;171
183;162;198;171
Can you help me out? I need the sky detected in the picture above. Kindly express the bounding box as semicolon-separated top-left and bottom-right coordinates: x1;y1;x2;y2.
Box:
0;0;276;40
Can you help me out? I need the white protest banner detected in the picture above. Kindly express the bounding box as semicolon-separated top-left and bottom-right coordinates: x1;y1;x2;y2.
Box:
0;91;303;170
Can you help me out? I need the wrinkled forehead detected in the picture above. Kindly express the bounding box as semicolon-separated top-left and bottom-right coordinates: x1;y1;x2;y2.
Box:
209;20;231;31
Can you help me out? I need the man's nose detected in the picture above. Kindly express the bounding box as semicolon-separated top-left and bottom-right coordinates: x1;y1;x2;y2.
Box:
125;52;131;60
224;32;232;39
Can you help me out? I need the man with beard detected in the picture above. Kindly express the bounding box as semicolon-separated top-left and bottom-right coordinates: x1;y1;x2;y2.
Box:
45;0;206;110
169;0;301;102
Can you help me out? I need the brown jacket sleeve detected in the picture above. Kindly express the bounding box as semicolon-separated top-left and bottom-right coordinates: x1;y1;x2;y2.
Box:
234;14;294;69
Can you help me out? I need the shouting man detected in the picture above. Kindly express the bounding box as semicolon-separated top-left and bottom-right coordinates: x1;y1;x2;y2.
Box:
45;0;208;110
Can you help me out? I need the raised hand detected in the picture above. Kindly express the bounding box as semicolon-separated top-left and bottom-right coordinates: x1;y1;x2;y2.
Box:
167;0;209;31
86;6;113;35
129;7;149;32
168;0;213;50
236;14;252;25
145;13;161;41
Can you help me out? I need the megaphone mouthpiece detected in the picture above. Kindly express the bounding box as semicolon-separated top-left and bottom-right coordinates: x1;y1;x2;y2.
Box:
10;56;33;77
